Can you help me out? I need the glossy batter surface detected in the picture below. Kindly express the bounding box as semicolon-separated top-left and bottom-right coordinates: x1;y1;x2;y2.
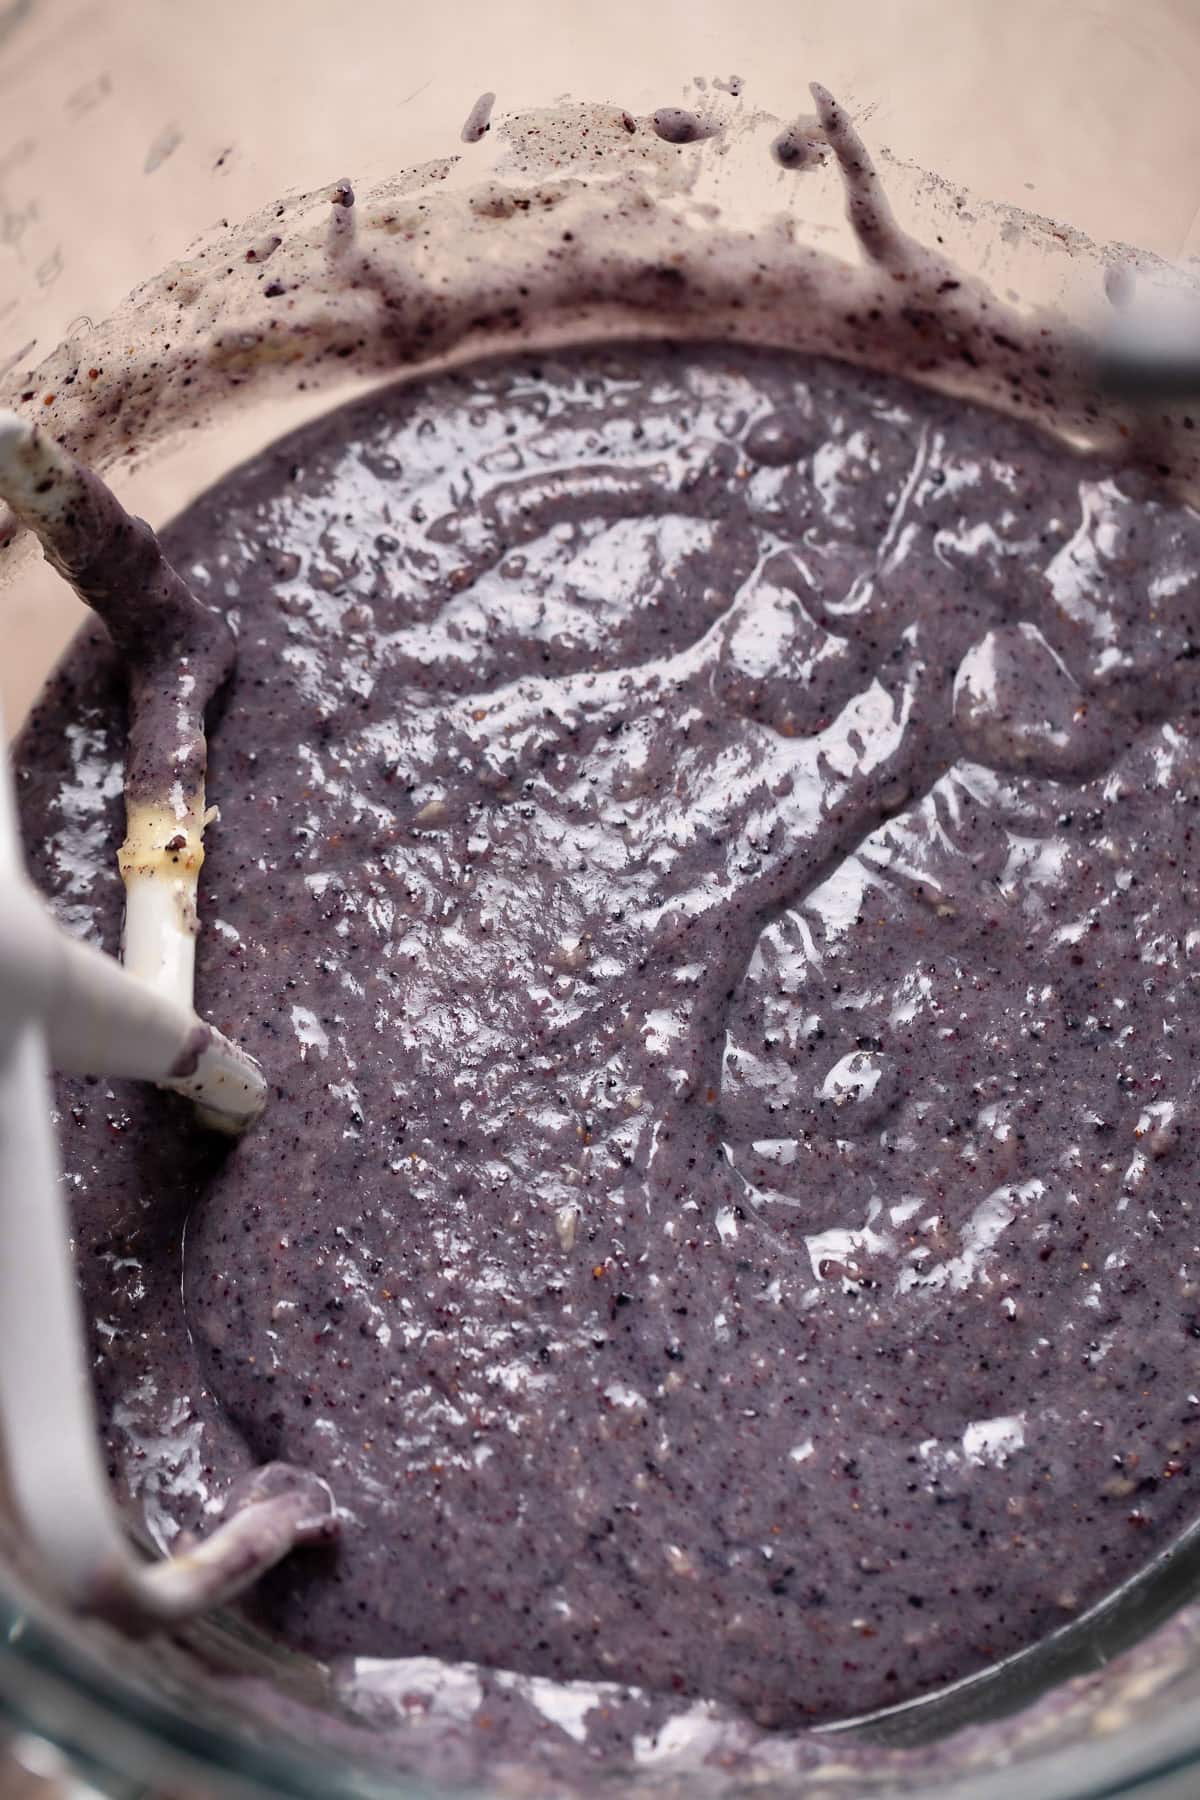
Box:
17;344;1200;1727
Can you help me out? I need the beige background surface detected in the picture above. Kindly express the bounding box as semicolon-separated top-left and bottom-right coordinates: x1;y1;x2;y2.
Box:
2;0;1199;724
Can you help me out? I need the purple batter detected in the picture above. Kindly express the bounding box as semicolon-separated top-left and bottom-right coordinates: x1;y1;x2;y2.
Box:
14;340;1200;1732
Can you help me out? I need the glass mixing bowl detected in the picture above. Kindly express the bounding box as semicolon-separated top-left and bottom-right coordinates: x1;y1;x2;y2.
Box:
3;2;1200;1794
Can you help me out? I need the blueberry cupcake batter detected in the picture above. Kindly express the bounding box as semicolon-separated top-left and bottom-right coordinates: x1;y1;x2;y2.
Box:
15;336;1200;1731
